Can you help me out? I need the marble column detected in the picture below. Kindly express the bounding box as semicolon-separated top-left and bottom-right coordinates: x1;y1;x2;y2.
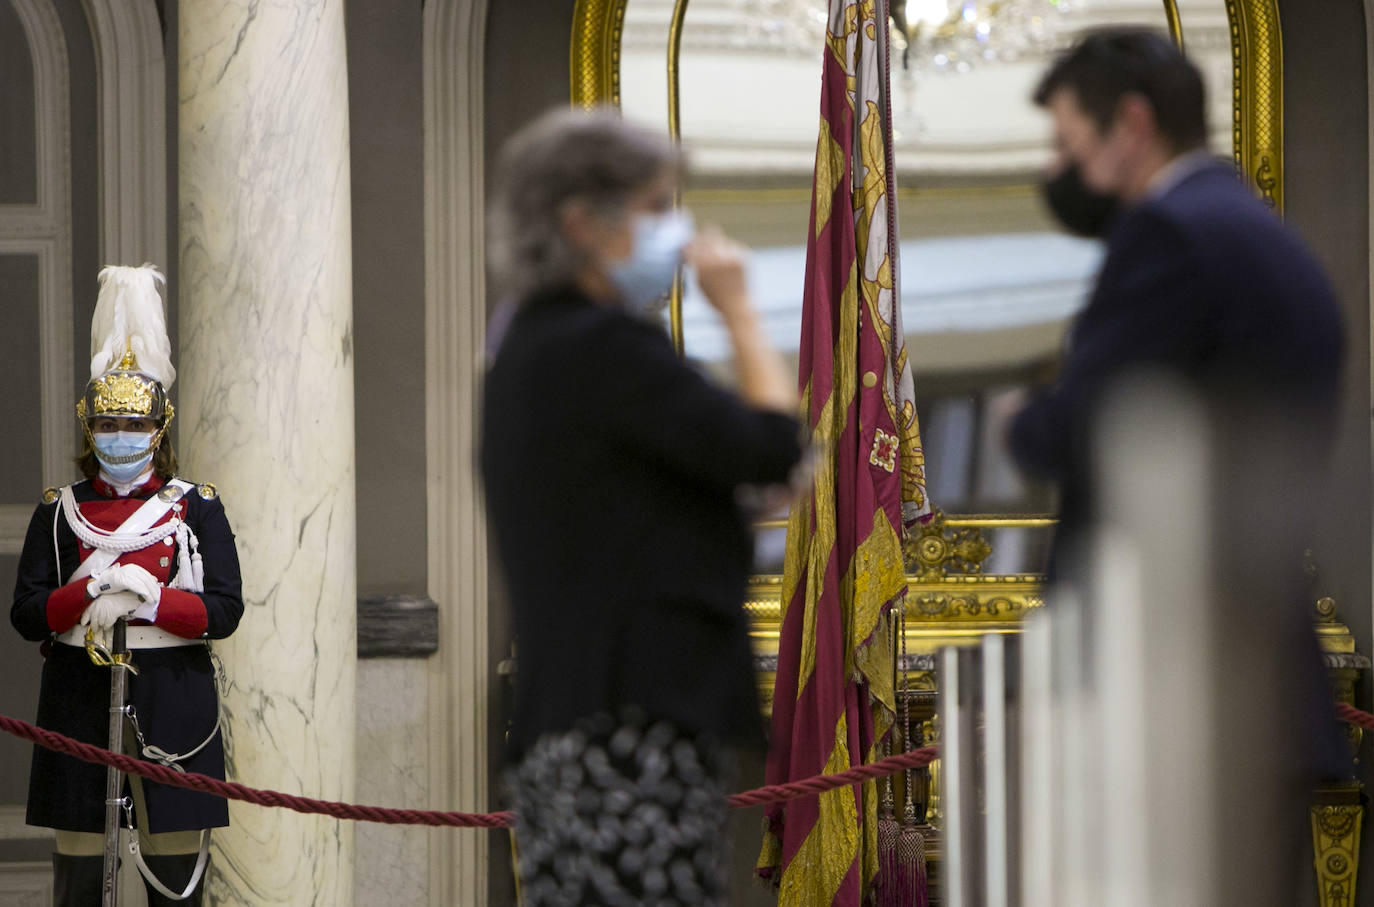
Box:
178;3;356;904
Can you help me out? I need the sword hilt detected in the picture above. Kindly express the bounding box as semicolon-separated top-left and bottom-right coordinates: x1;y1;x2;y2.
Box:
85;622;138;673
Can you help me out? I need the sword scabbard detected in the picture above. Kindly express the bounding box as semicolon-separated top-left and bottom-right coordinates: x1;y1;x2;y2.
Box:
100;618;131;907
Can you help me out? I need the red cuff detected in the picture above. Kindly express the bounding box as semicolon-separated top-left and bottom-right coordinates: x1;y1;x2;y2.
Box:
154;589;208;639
46;580;91;633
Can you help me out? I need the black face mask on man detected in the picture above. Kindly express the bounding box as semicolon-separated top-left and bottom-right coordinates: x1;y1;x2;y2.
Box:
1040;162;1119;238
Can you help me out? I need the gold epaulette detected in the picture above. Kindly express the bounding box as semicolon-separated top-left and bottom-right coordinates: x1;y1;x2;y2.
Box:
41;487;60;505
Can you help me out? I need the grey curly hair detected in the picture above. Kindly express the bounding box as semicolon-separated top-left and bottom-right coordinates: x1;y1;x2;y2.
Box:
488;107;683;299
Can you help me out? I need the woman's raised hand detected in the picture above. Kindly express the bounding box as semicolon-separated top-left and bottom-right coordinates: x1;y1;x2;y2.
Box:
684;227;752;324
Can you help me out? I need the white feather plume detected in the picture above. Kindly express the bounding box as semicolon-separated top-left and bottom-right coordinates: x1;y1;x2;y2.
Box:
88;264;175;388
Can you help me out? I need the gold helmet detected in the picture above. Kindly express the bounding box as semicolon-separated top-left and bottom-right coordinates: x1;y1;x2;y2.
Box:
76;265;176;450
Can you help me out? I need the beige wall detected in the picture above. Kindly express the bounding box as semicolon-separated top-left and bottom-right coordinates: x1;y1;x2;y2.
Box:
1279;1;1371;904
346;0;429;598
0;0;101;811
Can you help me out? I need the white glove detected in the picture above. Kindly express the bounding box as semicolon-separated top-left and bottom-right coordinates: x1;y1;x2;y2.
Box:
80;591;141;631
87;563;162;605
114;563;161;605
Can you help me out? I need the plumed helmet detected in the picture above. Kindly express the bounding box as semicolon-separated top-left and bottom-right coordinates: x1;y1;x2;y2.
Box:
76;264;175;430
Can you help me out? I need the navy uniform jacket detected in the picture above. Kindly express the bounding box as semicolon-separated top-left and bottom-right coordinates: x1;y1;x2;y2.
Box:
1010;158;1348;780
11;475;244;833
482;284;802;757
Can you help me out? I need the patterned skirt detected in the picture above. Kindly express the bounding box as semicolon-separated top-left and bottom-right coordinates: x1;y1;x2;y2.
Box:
508;711;731;907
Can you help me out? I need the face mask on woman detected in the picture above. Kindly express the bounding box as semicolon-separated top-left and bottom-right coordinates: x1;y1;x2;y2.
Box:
1040;162;1119;239
608;209;695;314
92;431;155;483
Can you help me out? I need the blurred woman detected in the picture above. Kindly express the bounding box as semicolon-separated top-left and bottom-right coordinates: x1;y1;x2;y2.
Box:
482;108;802;905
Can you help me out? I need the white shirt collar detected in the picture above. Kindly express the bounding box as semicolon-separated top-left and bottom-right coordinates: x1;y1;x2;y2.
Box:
98;467;155;497
1145;150;1220;200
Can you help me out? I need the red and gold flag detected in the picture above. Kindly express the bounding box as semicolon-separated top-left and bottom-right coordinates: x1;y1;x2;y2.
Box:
756;0;931;903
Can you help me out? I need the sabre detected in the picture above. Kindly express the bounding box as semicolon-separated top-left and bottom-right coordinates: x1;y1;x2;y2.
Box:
91;618;137;906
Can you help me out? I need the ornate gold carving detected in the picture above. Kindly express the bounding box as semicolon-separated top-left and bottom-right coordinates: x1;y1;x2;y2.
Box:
745;574;1042;627
88;371;156;417
906;509;992;581
1312;802;1363;907
1307;588;1367;905
916;715;942;829
1310;594;1369;759
570;0;627;108
907;670;936;693
910;590;1039;621
1226;0;1284;210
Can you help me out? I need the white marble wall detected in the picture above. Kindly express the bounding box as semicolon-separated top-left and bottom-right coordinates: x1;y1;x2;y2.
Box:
178;2;356;904
355;659;432;906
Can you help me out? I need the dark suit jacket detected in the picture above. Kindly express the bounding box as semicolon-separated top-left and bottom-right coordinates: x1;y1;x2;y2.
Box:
1010;158;1349;781
1011;159;1343;557
481;284;802;756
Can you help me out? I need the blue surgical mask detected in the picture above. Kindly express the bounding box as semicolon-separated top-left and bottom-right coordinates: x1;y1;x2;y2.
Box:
92;431;155;483
608;210;695;315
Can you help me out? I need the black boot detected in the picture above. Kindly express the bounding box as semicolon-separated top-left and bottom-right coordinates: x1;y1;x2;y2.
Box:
52;853;106;907
139;852;205;906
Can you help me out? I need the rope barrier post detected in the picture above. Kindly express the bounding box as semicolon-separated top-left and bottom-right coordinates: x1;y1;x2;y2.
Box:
940;644;977;906
1019;611;1054;907
1092;380;1219;905
981;632;1011;907
1053;586;1093;907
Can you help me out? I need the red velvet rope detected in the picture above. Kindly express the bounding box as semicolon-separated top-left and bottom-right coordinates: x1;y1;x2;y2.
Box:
8;702;1366;829
0;712;936;829
726;746;938;809
0;713;512;829
1336;701;1374;732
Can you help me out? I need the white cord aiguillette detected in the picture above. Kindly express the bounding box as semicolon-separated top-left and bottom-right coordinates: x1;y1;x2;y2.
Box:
59;480;204;593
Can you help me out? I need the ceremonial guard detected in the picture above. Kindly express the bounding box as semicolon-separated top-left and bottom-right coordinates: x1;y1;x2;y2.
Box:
10;265;243;905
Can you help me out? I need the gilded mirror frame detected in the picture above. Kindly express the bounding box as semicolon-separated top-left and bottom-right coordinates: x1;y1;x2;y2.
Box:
566;0;1287;588
569;0;1284;210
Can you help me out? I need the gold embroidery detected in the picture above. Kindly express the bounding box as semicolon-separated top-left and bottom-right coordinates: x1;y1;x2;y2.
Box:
777;715;860;905
869;428;898;473
812;117;847;240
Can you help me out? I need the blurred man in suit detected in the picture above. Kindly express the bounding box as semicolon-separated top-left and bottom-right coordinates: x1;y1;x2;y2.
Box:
1012;28;1343;551
1010;28;1349;901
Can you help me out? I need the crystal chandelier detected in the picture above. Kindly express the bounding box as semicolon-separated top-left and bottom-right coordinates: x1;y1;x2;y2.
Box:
736;0;1079;72
900;0;1080;73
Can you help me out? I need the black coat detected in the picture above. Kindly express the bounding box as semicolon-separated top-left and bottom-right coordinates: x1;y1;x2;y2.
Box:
1010;158;1349;781
481;285;802;756
11;478;244;833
